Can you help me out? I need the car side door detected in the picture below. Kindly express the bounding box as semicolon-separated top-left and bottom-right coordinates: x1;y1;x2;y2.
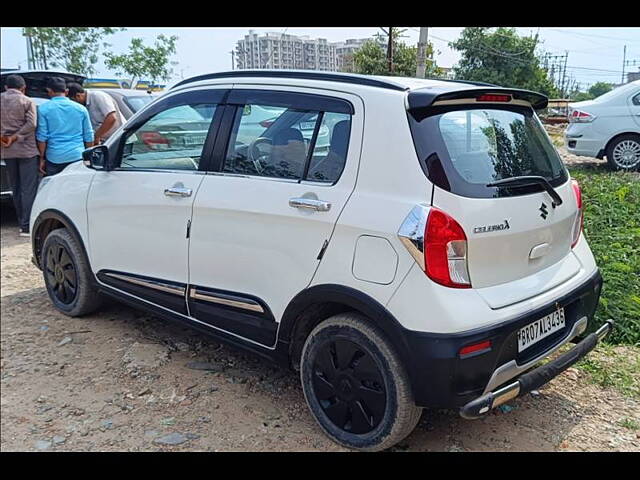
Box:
187;87;364;347
86;87;229;315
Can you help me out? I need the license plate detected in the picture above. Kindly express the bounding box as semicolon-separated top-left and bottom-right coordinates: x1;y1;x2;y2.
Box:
183;135;206;146
300;121;316;130
517;308;565;353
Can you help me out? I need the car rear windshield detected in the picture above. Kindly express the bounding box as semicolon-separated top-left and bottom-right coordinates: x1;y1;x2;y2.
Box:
124;95;155;113
408;105;568;198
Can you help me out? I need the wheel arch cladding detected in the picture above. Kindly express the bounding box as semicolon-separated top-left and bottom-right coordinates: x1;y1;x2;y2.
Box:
279;284;415;375
33;209;91;274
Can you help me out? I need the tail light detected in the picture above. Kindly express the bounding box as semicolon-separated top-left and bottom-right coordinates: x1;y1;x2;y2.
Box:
425;209;471;288
571;179;584;248
140;131;170;149
398;206;471;289
569;109;595;123
260;118;276;128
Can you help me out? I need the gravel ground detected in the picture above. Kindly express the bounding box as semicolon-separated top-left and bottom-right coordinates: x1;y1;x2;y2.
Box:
1;145;638;452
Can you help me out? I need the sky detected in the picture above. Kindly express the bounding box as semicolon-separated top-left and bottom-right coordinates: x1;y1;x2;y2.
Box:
2;27;639;90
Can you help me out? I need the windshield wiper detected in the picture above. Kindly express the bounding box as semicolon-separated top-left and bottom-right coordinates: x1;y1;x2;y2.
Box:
487;175;563;208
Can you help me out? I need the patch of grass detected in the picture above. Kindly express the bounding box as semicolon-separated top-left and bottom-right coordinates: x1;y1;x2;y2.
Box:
618;417;639;431
548;132;565;148
575;343;640;399
569;165;640;345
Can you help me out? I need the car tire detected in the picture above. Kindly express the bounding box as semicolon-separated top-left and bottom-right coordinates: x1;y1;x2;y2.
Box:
606;134;640;171
41;228;103;317
300;312;422;451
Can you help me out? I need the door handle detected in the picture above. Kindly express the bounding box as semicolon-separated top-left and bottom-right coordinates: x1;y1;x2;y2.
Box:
164;186;192;197
289;197;331;212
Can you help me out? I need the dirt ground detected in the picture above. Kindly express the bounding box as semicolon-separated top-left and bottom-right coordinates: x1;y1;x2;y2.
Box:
1;146;638;452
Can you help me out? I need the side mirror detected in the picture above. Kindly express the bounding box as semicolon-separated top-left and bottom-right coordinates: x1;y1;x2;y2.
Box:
243;104;252;116
83;145;111;170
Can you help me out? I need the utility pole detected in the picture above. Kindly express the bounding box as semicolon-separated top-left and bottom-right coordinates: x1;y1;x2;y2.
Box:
560;51;569;98
26;35;34;69
621;45;627;84
388;27;394;74
415;27;429;78
230;50;235;70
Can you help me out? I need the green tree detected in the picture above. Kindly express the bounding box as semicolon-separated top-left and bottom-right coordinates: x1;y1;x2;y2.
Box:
105;35;178;87
22;27;123;76
588;81;614;98
451;27;558;96
570;82;614;101
352;31;441;77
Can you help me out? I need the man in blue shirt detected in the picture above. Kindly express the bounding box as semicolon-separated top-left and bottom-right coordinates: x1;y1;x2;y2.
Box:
36;77;94;176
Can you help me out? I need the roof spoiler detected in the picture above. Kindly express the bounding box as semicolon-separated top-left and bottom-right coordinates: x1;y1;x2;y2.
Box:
407;87;548;111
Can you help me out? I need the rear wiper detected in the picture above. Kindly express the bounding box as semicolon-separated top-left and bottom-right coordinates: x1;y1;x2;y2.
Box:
487;175;563;208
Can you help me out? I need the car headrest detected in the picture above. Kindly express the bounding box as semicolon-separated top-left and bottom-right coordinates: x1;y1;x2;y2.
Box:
330;120;350;156
273;128;304;146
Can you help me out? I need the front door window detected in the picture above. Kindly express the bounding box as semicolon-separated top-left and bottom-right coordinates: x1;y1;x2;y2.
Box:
120;103;217;170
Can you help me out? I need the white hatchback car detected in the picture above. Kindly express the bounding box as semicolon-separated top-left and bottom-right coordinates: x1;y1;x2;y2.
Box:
29;70;612;451
565;80;640;170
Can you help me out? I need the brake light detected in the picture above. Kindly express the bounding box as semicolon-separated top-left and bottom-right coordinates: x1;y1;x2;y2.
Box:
569;109;595;123
425;208;471;288
260;118;276;128
571;179;584;248
476;94;512;103
140;131;170;149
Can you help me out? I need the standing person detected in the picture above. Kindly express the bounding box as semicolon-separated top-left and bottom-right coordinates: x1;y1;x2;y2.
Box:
1;74;39;236
67;83;124;144
36;77;93;176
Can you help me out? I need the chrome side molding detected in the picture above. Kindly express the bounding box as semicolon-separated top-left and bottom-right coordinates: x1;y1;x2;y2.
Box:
189;287;265;314
103;271;185;296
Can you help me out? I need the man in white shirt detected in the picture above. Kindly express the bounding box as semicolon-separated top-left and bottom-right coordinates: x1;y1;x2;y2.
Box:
67;83;125;144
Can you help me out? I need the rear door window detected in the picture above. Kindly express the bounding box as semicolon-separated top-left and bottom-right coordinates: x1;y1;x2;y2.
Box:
409;106;568;198
222;90;353;184
224;104;317;180
305;112;351;184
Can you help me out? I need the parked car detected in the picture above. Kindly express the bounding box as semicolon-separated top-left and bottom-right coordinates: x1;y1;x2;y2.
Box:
1;70;86;202
565;80;640;170
29;70;612;451
92;88;159;120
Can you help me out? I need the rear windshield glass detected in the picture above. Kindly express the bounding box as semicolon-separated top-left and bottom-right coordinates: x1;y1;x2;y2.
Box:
124;95;155;112
409;106;568;198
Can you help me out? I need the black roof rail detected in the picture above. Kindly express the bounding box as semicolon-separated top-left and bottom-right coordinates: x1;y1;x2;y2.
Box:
171;70;410;92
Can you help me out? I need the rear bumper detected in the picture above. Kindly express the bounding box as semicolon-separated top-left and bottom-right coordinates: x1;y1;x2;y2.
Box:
460;319;613;419
402;269;603;408
564;124;605;157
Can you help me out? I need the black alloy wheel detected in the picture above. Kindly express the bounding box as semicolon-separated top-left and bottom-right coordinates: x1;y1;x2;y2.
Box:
301;313;422;451
312;339;386;434
44;242;78;305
